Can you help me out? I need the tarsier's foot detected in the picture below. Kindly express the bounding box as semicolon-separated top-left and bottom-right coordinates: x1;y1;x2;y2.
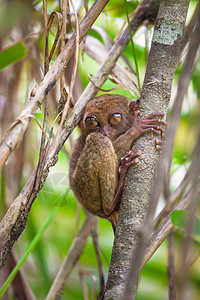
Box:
119;149;141;174
112;149;141;217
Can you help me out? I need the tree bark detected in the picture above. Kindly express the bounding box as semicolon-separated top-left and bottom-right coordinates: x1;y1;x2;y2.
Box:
104;0;190;299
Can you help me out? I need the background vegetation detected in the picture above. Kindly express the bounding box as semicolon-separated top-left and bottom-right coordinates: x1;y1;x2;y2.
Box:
0;0;200;299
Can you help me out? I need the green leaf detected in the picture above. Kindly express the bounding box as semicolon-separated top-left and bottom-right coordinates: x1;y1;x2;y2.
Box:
170;210;188;228
170;210;200;243
0;42;27;70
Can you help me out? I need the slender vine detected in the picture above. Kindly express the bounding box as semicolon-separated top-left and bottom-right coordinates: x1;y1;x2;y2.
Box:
124;0;141;93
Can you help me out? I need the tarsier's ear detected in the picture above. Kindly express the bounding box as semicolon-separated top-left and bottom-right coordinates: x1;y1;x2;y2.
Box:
78;118;84;129
78;107;86;128
129;98;140;114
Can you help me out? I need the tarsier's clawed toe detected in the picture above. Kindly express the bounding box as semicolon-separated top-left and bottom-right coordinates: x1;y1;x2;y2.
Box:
149;125;165;135
119;149;141;174
155;133;165;151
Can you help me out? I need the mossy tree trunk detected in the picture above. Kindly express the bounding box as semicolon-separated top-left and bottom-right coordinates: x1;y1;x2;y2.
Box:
104;0;190;299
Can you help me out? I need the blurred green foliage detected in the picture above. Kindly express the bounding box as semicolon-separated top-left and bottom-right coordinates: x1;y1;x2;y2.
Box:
0;0;200;299
171;210;200;243
0;42;27;70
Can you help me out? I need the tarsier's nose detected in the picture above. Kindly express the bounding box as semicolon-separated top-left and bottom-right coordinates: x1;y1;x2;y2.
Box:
101;126;111;138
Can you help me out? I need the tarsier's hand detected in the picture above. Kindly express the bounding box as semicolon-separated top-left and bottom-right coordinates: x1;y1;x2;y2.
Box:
130;110;167;139
128;98;167;139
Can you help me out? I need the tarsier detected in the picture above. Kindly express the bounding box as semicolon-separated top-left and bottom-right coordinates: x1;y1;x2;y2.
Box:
69;94;166;232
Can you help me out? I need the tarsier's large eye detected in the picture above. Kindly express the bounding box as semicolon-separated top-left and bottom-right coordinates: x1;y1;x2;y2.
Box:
109;113;122;125
85;116;100;129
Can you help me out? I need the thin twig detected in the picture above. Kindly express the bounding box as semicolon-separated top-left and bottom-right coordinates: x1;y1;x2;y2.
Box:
168;232;176;300
47;12;63;62
34;5;63;196
78;267;97;300
176;250;200;276
43;0;49;75
4;250;37;300
124;0;141;92
61;0;79;124
81;34;139;95
180;1;200;55
45;214;98;300
163;8;200;197
88;74;120;93
155;161;196;228
34;0;50;194
91;224;105;299
0;31;43;52
78;264;90;300
142;124;200;269
66;0;72;31
176;122;200;300
141;183;200;270
60;0;67;93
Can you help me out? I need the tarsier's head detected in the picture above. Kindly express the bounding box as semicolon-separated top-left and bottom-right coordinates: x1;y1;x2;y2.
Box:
79;94;139;141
